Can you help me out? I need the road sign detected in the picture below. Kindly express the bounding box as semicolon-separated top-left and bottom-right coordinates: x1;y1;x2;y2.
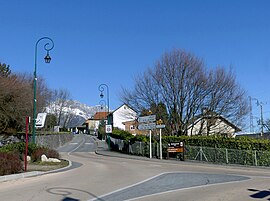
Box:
35;113;47;128
106;125;112;133
138;115;156;123
156;124;165;129
167;147;184;153
138;122;156;130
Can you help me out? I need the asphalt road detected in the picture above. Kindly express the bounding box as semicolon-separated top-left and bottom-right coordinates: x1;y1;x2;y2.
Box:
1;134;270;201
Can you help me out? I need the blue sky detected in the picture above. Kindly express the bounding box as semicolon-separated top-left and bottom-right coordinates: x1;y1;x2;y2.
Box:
1;0;270;132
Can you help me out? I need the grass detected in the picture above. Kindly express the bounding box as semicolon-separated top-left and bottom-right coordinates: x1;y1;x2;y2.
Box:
25;159;69;172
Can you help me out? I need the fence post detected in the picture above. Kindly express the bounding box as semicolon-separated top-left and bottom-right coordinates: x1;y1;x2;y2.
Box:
200;147;203;161
140;142;142;155
226;148;228;164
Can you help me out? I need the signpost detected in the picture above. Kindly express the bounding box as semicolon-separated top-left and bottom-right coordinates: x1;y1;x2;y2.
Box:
138;123;156;130
167;142;184;161
138;115;156;123
35;113;47;128
106;125;112;133
137;115;156;158
156;123;165;159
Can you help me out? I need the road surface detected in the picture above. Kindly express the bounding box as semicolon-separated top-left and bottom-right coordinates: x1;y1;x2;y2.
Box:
0;134;270;201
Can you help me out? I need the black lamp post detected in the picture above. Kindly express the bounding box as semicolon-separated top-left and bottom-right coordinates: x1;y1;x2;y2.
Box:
98;84;110;149
32;37;54;143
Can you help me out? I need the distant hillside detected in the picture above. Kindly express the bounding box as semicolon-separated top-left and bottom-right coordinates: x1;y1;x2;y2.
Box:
46;100;108;127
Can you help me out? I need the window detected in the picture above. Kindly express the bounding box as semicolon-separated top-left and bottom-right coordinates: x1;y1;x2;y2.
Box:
130;125;135;130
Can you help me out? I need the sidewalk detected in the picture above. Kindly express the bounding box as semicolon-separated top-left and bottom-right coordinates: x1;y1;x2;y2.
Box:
95;139;166;163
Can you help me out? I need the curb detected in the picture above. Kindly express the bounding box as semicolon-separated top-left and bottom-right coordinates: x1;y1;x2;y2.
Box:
0;159;72;183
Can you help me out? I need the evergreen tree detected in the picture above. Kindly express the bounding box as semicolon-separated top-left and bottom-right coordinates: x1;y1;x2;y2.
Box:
0;62;11;77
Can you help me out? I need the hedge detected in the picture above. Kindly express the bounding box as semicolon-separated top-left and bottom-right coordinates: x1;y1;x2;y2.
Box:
162;135;270;151
108;130;270;152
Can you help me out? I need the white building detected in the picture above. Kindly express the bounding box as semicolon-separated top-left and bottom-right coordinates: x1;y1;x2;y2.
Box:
112;104;137;130
187;112;241;137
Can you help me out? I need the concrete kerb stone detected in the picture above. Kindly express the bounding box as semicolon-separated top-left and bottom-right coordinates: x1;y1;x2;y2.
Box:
0;171;43;182
0;159;72;183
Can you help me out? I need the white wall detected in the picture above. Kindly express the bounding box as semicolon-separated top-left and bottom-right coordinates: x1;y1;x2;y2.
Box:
187;118;236;137
113;104;137;130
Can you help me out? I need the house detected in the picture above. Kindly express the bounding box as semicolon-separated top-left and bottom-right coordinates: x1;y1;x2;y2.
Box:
111;104;137;130
84;112;109;134
187;111;241;137
84;104;137;133
122;120;148;135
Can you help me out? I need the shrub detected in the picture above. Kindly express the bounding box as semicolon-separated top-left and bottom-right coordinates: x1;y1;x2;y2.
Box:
0;152;23;176
46;149;60;159
162;135;270;151
31;147;60;162
0;142;39;156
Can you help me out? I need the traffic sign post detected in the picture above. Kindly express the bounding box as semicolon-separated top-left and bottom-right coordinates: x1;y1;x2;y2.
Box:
105;125;112;151
167;142;185;161
137;115;157;159
105;125;112;133
156;124;165;160
138;123;156;130
138;115;156;123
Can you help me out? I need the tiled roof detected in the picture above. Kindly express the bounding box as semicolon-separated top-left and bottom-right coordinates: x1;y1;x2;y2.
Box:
93;112;109;120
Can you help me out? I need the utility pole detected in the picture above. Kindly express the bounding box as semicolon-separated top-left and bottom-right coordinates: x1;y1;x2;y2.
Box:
251;97;265;136
249;96;254;133
259;102;264;136
255;100;264;137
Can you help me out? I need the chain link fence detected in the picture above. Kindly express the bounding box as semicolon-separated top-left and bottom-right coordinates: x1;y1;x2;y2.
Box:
109;137;270;167
185;145;270;166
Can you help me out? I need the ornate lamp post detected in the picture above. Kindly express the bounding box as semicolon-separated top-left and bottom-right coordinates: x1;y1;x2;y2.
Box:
98;84;110;149
32;37;54;143
99;100;107;111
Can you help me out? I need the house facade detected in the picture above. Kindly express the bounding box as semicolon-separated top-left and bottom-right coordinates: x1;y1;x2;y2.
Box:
84;112;109;134
187;113;241;137
123;120;148;135
112;104;137;130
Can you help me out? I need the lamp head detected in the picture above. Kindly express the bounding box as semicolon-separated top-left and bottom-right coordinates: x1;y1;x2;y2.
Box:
44;52;51;63
100;92;104;99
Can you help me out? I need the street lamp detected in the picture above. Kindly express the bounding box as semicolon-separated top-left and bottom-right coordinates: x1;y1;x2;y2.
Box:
99;100;106;111
32;37;54;143
98;84;110;149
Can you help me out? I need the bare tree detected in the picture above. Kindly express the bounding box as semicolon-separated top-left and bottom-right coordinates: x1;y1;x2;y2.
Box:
121;49;248;136
47;88;71;127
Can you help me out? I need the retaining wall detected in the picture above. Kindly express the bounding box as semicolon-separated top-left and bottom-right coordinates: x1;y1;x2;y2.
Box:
31;133;73;149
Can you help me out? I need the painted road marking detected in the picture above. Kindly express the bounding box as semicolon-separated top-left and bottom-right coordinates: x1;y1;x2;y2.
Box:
89;172;249;201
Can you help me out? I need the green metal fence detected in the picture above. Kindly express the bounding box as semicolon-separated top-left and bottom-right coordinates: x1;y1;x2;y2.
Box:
185;145;270;166
109;137;270;167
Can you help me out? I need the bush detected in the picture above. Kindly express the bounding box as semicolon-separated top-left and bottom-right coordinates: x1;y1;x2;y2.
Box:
0;142;39;156
31;147;60;162
0;152;23;176
162;135;270;151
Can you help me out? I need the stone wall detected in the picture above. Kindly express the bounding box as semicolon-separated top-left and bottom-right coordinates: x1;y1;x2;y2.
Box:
0;133;74;150
33;133;73;149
